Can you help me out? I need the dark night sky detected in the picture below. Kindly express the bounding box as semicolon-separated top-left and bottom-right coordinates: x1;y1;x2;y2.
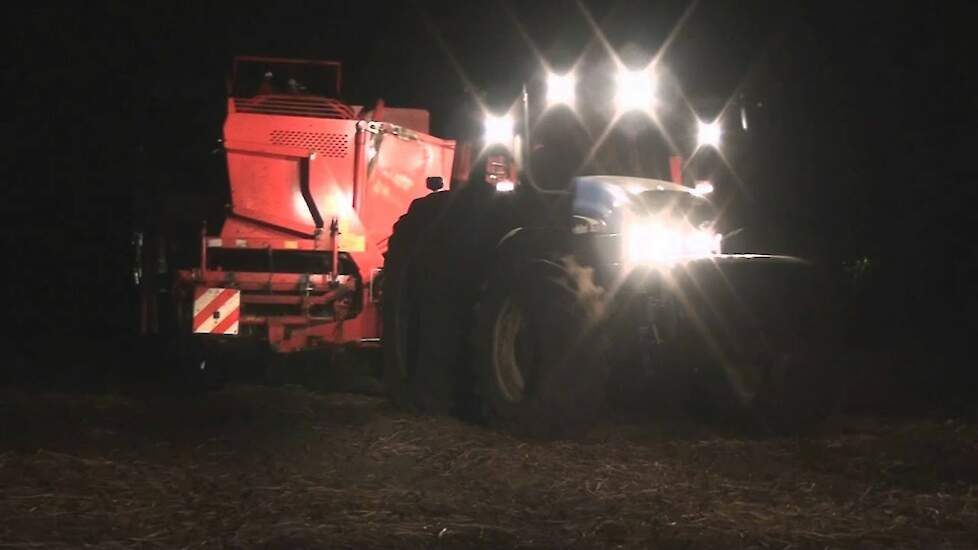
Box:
7;1;978;349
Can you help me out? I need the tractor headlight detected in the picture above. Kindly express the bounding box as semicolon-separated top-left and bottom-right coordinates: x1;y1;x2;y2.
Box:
624;221;721;265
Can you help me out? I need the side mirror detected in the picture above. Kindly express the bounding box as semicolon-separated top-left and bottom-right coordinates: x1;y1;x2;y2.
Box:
426;176;444;191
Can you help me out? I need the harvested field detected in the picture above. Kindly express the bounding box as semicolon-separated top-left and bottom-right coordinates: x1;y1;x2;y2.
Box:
1;385;976;549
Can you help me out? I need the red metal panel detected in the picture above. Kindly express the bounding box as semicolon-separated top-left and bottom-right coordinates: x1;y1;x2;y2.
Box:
358;127;455;271
223;114;359;237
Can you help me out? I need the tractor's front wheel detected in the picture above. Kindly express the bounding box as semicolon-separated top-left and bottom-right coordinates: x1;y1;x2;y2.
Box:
686;263;844;434
473;256;609;437
727;327;843;434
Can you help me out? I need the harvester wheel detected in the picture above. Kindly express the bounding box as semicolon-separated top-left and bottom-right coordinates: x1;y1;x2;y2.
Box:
473;255;609;437
381;193;458;413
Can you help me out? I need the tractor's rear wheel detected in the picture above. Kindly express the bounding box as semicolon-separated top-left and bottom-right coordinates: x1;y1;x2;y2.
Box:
473;256;609;437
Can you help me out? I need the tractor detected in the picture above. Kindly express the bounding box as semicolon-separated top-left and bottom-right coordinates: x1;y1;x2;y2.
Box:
381;68;842;436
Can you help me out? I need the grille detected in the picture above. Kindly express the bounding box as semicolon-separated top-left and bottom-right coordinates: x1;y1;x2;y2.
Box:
269;130;349;158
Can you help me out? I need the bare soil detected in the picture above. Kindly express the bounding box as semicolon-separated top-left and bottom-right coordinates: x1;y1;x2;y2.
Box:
1;385;976;549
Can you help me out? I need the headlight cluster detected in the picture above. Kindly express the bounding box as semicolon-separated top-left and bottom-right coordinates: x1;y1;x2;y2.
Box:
624;221;721;265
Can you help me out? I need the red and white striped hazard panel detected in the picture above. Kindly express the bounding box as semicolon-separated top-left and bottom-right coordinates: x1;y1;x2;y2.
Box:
193;288;240;335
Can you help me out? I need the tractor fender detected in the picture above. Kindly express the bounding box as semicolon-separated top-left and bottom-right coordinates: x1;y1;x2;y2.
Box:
492;226;572;267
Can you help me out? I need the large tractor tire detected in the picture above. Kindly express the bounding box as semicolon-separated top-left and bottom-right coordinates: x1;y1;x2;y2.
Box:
746;276;843;433
381;192;461;414
712;334;840;434
472;255;610;438
685;262;843;434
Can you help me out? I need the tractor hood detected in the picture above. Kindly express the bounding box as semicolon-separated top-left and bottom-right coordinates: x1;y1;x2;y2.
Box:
570;175;808;268
570;175;713;235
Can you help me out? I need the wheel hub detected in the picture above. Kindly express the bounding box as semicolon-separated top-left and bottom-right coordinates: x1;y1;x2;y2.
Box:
493;297;532;402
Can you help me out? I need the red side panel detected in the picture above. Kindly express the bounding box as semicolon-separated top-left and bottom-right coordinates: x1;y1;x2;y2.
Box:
360;129;455;267
223;110;359;237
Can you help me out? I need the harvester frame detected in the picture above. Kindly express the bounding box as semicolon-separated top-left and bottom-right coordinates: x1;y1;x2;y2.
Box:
140;56;456;354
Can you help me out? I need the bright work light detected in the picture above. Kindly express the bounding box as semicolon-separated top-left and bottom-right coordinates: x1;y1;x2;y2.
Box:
697;119;721;149
483;113;514;146
615;67;657;113
546;71;575;106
